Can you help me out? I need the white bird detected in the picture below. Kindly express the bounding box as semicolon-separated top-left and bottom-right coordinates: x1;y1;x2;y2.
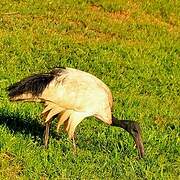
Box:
8;67;144;157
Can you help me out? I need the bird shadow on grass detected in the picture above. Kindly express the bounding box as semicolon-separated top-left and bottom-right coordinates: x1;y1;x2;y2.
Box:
0;108;59;146
0;108;135;156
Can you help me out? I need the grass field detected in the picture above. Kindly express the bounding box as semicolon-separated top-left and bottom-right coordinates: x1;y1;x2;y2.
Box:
0;0;179;179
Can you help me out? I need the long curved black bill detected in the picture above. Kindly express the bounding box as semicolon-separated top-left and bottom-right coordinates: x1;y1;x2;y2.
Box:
134;132;145;158
112;117;145;158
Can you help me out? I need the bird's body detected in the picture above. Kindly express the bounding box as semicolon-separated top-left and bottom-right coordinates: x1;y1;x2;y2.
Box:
8;67;145;157
9;67;112;139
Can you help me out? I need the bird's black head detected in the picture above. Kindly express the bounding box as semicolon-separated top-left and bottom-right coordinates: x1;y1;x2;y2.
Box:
112;118;145;158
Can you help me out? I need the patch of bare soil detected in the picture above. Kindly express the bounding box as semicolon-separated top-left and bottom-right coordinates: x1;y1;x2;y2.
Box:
90;4;102;12
108;10;130;21
0;152;23;178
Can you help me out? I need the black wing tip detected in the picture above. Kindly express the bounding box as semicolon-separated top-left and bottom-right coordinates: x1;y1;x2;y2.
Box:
7;81;22;98
7;67;66;99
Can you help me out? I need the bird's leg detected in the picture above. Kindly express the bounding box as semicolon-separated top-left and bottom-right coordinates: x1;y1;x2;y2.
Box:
64;120;77;154
41;109;50;148
72;135;77;155
44;121;51;149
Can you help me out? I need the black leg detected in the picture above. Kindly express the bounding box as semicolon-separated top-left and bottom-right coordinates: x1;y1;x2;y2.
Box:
69;135;77;156
44;121;51;148
72;135;77;155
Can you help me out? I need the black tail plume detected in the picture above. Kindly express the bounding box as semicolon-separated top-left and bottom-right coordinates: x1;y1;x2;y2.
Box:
8;67;65;100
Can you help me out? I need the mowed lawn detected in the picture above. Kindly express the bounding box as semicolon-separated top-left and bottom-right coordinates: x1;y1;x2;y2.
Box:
0;0;179;179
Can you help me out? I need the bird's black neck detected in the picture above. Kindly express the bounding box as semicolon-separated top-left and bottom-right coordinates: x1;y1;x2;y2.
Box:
112;116;129;130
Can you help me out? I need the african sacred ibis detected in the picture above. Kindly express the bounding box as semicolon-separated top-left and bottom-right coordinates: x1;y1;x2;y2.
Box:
8;67;144;157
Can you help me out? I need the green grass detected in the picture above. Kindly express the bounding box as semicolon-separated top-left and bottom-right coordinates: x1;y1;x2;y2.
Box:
0;0;179;179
